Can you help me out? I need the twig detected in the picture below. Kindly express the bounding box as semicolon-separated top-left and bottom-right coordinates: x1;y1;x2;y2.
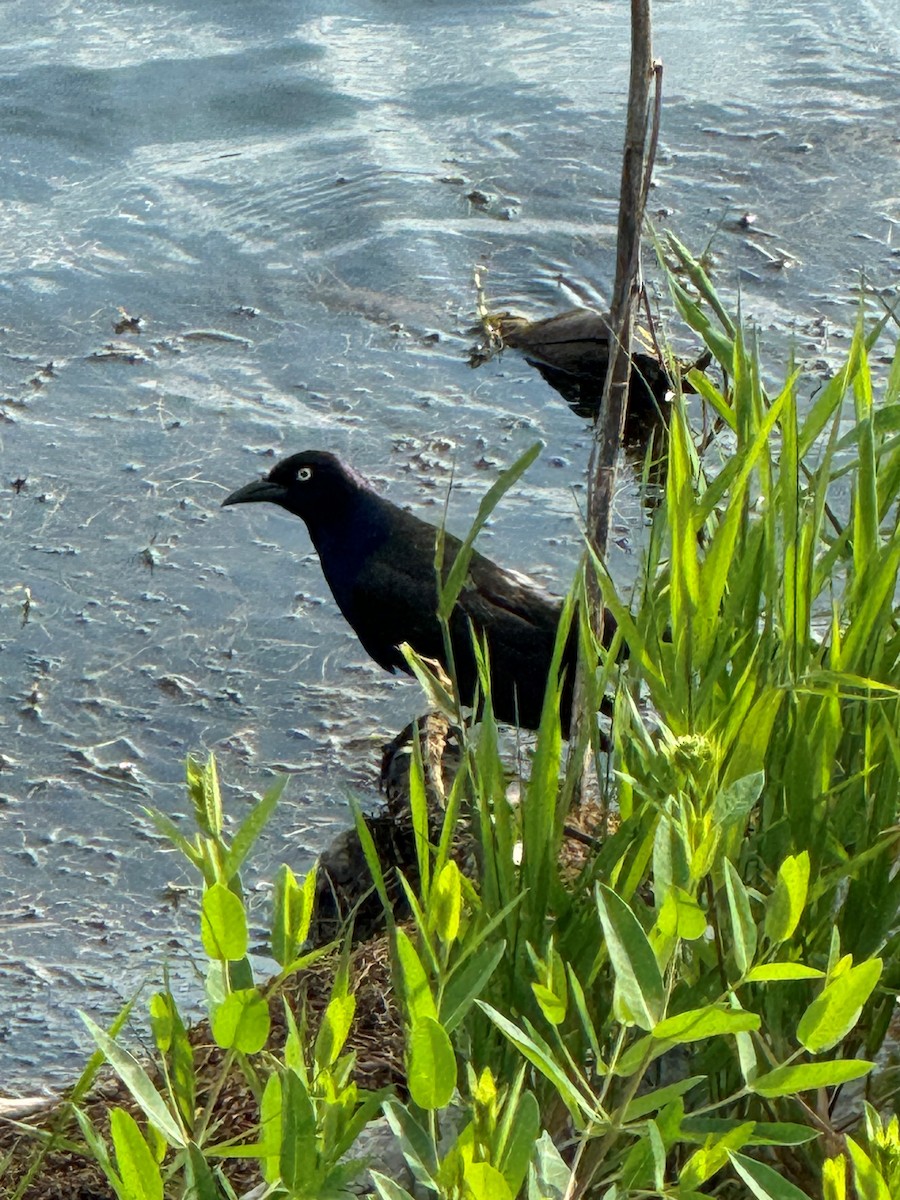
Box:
586;27;659;564
570;1;658;760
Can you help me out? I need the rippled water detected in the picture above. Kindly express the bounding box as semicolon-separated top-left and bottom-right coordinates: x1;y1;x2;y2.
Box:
0;0;897;1089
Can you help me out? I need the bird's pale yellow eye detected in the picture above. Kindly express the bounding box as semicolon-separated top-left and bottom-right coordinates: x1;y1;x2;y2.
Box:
297;466;313;482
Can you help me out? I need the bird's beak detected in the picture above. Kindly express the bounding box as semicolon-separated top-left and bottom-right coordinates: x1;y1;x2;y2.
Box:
221;478;288;507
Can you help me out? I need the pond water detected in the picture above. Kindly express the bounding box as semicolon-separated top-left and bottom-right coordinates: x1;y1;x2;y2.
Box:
1;0;897;1090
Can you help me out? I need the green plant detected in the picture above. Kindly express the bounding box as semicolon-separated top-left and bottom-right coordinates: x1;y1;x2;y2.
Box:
352;263;900;1198
16;253;899;1200
67;757;385;1199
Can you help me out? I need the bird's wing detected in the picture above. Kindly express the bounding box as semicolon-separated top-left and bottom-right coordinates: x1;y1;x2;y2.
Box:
464;552;564;634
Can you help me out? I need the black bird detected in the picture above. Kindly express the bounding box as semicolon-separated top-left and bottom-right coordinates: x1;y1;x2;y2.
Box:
222;451;615;731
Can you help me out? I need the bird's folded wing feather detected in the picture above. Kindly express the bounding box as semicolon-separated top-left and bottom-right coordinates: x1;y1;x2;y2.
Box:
464;553;564;632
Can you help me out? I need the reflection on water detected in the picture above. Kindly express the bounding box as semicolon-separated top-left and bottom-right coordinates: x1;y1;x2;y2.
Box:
0;0;897;1088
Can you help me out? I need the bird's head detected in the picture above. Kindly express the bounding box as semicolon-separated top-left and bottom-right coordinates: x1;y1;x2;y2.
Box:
221;450;368;523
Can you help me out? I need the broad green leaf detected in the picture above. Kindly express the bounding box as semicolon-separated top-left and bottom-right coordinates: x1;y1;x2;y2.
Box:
499;1090;541;1197
530;941;568;1025
382;1099;439;1185
680;1121;755;1190
764;852;810;944
80;1013;184;1148
648;1119;667;1191
752;1059;875;1097
797;958;882;1053
744;964;824;983
314;990;356;1071
431;860;462;946
724;860;757;975
110;1109;163;1200
370;1169;418;1200
532;982;567;1027
822;1154;848;1200
730;1150;819;1199
712;772;765;829
280;1068;318;1191
845;1135;891;1200
396;928;437;1023
205;960;227;1011
185;1142;220;1200
259;1073;282;1184
653;812;690;904
148;992;173;1053
680;1118;819;1147
596;885;664;1030
624;1075;706;1121
280;998;305;1076
530;1131;573;1200
465;1161;514;1200
271;863;316;968
210;988;270;1054
657;886;707;941
200;882;248;962
673;886;708;940
407;1017;456;1110
652;1005;759;1043
748;1123;821;1147
735;1025;758;1087
621;1117;667;1193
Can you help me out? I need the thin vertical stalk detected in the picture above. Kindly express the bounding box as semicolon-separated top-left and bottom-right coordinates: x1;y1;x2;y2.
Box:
587;2;658;564
571;2;660;757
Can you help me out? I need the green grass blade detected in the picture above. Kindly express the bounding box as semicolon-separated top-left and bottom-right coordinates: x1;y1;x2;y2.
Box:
438;443;542;621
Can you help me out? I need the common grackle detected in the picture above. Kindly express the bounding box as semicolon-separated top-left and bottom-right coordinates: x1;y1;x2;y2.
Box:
222;451;615;731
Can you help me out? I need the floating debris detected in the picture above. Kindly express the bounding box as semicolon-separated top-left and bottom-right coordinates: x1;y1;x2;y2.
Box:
90;342;152;364
28;362;55;388
180;328;252;346
113;308;144;334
